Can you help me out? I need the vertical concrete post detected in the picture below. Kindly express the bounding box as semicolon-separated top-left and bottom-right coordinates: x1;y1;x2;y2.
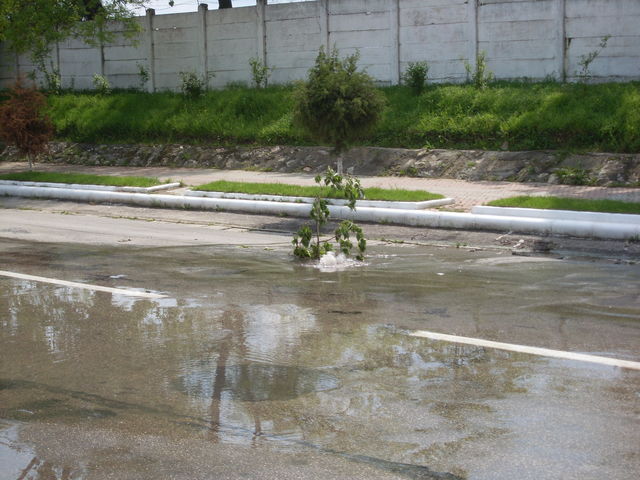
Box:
54;42;61;75
198;3;209;86
53;41;63;89
99;39;106;78
467;0;478;79
318;0;329;51
555;0;566;81
256;0;267;66
144;8;156;93
389;0;400;85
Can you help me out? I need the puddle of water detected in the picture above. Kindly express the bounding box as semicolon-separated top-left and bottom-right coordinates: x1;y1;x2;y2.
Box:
0;241;639;479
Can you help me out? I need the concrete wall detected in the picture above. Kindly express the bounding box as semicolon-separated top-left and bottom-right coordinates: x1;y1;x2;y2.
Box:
1;0;638;91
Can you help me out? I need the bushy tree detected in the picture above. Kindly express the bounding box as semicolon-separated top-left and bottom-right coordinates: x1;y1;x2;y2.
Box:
293;47;386;173
1;1;143;77
0;80;55;170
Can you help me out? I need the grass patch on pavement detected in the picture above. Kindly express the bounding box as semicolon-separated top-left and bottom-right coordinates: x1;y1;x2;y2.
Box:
487;196;640;214
193;180;444;202
0;171;164;187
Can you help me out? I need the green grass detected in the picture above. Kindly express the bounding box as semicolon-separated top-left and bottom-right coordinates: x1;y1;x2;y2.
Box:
43;81;640;153
0;171;163;187
193;180;444;202
487;196;640;214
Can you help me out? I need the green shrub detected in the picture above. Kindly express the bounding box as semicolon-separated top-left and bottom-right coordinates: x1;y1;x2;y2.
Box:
465;51;494;89
179;71;212;98
293;47;386;157
92;74;111;95
402;61;429;95
554;167;596;185
249;58;271;88
136;63;149;91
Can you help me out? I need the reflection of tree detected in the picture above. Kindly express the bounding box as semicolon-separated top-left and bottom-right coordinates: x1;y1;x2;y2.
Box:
16;456;79;480
0;270;535;473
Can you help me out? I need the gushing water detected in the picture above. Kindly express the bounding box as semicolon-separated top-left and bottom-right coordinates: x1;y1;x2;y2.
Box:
317;251;359;271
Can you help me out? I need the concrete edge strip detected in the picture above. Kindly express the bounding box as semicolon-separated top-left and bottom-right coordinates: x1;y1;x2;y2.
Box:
472;205;640;226
409;330;640;371
0;270;167;299
2;185;639;240
185;189;455;210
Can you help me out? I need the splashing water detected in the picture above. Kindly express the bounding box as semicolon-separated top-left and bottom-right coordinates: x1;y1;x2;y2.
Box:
317;252;360;272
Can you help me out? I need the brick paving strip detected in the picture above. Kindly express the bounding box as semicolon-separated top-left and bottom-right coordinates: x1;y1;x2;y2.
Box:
1;162;638;213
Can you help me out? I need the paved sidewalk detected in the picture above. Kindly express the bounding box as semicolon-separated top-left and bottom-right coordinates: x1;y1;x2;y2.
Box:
1;162;638;212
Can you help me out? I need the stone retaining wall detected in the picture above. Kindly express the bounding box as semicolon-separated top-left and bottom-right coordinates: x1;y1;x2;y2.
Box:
1;142;638;187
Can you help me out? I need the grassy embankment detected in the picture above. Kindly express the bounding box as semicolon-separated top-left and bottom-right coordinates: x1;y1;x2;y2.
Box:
487;196;640;214
45;82;640;153
0;171;163;187
194;180;443;202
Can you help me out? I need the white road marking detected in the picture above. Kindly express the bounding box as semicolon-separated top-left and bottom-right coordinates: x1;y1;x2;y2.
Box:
0;270;167;299
410;330;640;371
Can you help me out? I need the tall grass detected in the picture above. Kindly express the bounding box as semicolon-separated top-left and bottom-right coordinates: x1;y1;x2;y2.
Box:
44;81;640;152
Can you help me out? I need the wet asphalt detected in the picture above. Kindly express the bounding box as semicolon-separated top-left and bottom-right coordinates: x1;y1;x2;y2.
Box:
1;232;639;479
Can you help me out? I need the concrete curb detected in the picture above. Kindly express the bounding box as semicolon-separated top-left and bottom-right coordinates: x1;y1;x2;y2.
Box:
0;180;181;193
2;184;639;241
472;205;640;226
184;189;455;210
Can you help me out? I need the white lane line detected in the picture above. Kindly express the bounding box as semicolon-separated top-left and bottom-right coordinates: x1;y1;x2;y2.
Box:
0;270;167;299
410;330;640;371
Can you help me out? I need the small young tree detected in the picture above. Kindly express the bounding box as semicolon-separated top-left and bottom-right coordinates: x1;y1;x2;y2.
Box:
293;47;386;174
0;80;54;170
292;167;367;261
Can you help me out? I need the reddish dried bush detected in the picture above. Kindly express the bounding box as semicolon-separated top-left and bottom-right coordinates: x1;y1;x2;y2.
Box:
0;79;54;169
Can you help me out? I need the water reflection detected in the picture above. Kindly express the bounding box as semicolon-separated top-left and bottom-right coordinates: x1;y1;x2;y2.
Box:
0;422;86;480
1;243;639;479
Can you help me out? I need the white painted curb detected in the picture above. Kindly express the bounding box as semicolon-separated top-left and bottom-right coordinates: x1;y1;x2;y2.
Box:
185;189;454;210
2;184;639;240
0;180;181;193
472;205;640;226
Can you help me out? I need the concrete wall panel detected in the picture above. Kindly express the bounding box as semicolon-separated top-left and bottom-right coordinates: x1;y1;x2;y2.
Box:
153;13;197;29
330;11;390;32
207;21;257;41
329;0;389;15
479;39;555;60
207;6;256;25
400;23;468;44
400;4;468;27
266;2;318;21
1;0;638;90
153;26;198;44
479;0;555;22
478;19;555;42
566;0;640;17
330;30;391;49
103;45;146;62
103;60;141;76
154;43;199;60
